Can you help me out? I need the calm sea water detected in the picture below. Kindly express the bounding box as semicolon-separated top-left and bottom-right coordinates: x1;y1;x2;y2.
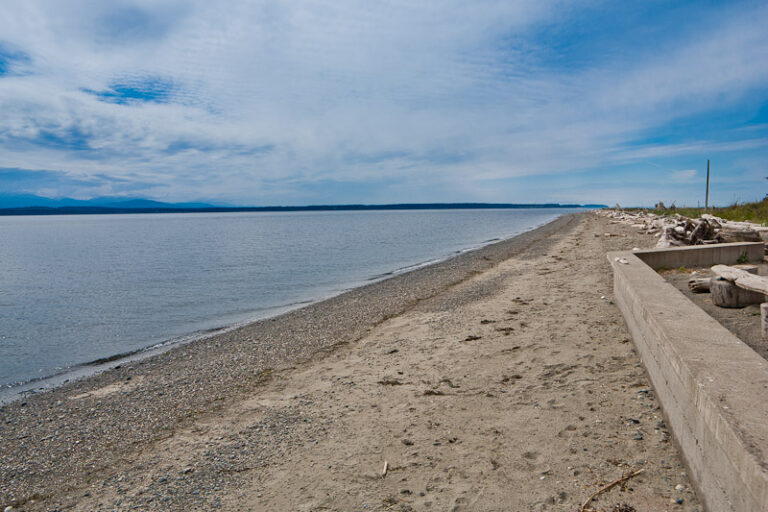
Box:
0;209;577;387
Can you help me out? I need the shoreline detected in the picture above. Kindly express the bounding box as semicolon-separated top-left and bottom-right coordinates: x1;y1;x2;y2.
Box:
1;212;703;511
0;213;565;405
1;213;581;507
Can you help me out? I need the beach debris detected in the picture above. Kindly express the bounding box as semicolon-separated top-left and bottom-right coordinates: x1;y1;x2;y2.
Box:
712;277;763;308
614;257;629;264
381;460;389;478
463;335;482;341
598;209;768;249
687;277;711;293
716;228;762;243
710;264;768;307
579;468;645;512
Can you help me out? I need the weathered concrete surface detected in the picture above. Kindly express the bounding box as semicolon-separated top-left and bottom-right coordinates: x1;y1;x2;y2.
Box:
609;247;768;512
633;241;764;270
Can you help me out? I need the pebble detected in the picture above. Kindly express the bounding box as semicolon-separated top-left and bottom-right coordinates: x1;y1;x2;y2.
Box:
5;506;16;512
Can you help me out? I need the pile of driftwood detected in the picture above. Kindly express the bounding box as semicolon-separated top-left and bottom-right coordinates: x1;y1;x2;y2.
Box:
599;210;766;249
658;215;763;248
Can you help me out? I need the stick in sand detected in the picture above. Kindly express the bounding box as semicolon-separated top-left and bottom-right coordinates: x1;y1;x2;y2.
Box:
381;460;389;478
579;468;645;512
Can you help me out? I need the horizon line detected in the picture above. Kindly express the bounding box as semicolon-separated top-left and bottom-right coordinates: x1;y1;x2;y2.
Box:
0;201;605;217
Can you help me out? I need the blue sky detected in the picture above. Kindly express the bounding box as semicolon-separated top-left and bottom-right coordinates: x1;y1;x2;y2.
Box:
0;0;766;206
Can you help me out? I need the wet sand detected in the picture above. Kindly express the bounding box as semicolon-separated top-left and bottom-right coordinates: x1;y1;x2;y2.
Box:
0;213;701;511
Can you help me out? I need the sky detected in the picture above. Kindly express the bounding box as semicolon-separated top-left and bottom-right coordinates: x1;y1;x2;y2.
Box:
0;0;766;207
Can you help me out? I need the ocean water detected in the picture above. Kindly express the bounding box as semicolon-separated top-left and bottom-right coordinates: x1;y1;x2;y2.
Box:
0;208;577;387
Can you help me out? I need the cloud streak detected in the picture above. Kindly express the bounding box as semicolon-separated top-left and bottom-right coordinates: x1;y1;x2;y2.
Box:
0;0;766;205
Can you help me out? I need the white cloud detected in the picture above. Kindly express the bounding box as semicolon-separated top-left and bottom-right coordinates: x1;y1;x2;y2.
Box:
671;169;697;182
0;1;766;203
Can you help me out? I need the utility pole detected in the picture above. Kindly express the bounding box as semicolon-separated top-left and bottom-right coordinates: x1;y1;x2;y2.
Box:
705;159;710;209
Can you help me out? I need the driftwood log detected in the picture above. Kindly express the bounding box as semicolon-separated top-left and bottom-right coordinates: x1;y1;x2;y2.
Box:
687;219;716;244
711;278;766;308
716;229;762;243
711;265;768;294
688;277;711;293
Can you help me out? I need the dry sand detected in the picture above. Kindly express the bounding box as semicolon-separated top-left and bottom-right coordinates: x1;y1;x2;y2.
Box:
1;213;701;511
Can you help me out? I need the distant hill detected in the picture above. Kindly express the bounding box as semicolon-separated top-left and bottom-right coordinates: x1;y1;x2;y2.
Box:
99;199;217;209
0;194;88;209
0;194;217;210
0;195;606;216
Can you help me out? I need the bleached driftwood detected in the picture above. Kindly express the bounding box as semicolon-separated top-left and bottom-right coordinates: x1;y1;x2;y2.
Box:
733;264;759;274
711;265;768;294
716;229;762;244
711;278;766;308
688;277;711;293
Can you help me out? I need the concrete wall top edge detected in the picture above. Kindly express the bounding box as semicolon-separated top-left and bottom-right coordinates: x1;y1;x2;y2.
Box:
632;241;763;256
629;242;765;270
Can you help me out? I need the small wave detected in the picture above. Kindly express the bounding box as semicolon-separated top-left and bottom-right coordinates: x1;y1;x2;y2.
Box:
368;271;394;281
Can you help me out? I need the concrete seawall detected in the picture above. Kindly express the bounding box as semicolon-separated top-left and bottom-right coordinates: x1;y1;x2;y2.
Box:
609;242;768;512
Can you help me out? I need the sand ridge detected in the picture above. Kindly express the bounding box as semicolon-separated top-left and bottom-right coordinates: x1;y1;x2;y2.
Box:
1;213;701;511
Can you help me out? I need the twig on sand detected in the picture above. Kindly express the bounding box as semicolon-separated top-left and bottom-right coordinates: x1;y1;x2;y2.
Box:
579;468;645;512
381;460;389;478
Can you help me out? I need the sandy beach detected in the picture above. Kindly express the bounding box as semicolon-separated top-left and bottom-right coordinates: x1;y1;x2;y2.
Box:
0;212;702;511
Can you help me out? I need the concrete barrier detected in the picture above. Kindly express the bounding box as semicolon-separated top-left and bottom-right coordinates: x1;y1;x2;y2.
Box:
609;245;768;512
633;242;764;270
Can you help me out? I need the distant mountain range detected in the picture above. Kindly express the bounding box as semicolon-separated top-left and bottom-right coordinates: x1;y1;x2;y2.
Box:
0;194;606;215
0;194;216;210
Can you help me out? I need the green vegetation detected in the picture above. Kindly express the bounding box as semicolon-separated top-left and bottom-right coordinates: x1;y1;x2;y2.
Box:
629;198;768;225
